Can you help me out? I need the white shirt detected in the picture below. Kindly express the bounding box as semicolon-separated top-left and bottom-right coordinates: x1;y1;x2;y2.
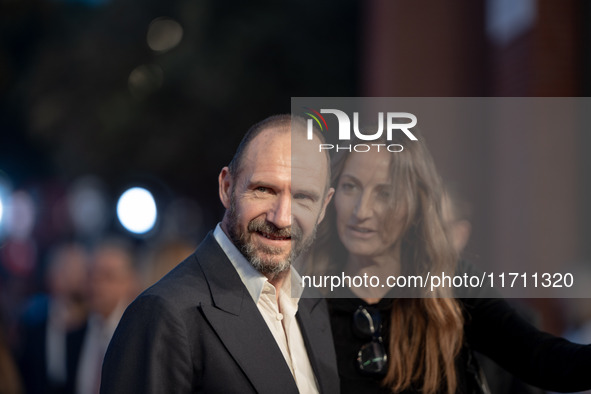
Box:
76;305;124;394
214;224;319;394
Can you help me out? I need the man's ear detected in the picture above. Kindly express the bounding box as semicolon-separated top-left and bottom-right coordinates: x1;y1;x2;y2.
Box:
317;187;335;224
218;167;232;209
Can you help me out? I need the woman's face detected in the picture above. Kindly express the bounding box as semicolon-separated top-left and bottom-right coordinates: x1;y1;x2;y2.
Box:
334;150;406;260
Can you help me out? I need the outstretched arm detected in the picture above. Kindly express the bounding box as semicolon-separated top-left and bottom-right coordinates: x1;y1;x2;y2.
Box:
464;297;591;393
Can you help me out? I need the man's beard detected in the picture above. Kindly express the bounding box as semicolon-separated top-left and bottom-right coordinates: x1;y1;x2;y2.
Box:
226;194;317;278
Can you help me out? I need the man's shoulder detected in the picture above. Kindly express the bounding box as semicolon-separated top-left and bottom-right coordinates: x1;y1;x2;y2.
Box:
142;253;207;302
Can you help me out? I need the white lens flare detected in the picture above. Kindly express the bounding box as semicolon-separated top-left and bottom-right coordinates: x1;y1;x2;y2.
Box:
117;187;158;234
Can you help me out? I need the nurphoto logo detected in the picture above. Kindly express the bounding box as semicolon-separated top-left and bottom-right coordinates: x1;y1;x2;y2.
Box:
303;107;418;153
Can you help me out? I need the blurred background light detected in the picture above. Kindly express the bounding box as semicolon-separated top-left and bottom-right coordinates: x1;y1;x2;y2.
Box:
147;17;183;53
128;64;164;99
67;176;109;238
5;190;36;240
0;174;12;237
486;0;536;46
116;187;158;235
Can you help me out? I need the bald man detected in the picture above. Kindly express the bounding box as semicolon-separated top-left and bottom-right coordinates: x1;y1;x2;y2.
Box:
101;115;338;394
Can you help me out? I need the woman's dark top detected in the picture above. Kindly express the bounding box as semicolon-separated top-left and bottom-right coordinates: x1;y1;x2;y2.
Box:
328;291;591;394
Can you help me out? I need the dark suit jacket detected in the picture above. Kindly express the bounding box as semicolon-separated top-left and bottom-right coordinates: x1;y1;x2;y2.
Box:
100;232;339;394
18;295;86;394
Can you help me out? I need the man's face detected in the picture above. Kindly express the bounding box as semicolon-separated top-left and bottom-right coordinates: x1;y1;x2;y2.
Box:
89;246;137;319
220;127;333;277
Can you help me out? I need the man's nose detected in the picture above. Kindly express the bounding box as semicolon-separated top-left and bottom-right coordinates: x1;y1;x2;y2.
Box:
267;193;292;228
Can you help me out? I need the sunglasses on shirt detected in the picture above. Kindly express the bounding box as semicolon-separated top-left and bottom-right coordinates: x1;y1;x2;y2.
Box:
353;305;388;375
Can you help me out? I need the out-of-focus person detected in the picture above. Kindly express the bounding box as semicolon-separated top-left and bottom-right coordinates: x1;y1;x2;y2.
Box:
76;238;139;394
0;322;23;394
18;242;89;394
442;186;545;394
441;186;472;257
140;239;195;290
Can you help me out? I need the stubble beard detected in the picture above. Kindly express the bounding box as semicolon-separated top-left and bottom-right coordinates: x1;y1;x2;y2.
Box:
226;193;317;279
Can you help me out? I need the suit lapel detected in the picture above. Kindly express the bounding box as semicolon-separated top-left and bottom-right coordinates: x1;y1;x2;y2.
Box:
195;234;299;394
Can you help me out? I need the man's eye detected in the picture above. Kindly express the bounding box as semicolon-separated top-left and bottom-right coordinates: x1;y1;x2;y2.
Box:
293;193;312;201
255;186;269;193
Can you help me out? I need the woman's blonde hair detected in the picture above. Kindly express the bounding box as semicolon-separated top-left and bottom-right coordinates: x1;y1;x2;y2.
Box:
309;130;464;394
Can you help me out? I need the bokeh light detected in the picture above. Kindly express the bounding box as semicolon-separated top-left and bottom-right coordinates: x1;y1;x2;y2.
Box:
5;190;36;240
67;176;109;237
128;64;164;99
147;17;183;53
116;187;158;235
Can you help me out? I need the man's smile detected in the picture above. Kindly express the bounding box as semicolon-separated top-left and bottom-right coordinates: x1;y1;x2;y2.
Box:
256;230;291;241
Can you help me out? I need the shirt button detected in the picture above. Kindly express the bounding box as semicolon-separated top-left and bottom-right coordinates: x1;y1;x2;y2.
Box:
276;313;283;321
